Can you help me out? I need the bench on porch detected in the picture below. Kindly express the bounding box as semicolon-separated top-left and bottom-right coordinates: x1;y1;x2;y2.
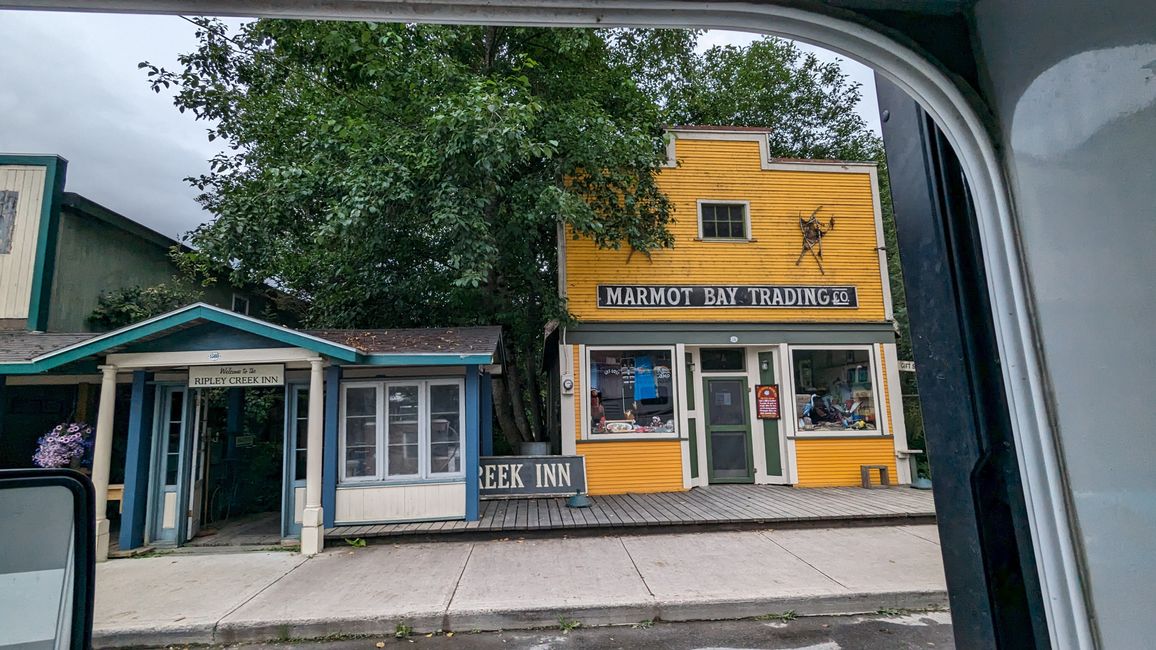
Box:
860;465;891;488
107;483;124;513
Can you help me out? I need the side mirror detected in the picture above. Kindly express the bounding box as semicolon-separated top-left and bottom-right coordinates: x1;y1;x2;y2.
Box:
0;469;95;650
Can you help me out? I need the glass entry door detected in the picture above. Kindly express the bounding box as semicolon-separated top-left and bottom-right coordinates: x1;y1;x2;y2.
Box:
150;386;189;544
704;377;754;483
283;385;308;538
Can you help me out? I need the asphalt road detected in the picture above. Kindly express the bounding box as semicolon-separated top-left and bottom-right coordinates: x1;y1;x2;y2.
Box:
220;612;953;650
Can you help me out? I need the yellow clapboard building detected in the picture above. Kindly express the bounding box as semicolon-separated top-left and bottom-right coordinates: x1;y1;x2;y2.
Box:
552;126;913;494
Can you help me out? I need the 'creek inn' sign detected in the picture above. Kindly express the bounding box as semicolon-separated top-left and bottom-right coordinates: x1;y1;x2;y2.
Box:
597;284;859;309
478;456;587;497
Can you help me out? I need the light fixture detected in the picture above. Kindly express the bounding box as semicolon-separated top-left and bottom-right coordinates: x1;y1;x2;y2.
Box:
760;359;770;371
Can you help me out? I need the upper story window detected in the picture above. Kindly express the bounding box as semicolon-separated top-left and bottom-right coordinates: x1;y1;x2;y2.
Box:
698;201;751;241
231;294;250;315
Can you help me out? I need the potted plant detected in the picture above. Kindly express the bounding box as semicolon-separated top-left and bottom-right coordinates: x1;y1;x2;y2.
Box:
32;422;94;470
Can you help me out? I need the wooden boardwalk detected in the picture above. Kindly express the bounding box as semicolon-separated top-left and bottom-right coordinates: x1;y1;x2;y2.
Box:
326;485;935;540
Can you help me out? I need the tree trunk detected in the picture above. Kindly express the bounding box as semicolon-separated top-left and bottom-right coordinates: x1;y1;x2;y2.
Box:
491;375;526;448
504;347;536;441
524;345;545;439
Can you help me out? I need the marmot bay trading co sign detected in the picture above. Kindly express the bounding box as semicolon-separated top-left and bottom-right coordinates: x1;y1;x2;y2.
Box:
597;284;858;309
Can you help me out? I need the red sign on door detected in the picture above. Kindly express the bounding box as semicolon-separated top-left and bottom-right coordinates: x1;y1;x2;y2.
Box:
756;384;780;420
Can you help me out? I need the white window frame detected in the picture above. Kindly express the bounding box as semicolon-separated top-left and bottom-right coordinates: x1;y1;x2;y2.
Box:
338;378;466;484
583;345;680;440
696;199;753;242
383;381;424;480
425;379;467;477
231;293;250;315
339;381;384;483
289;384;310;483
787;344;887;439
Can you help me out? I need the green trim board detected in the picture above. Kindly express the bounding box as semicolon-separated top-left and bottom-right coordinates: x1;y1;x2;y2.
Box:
685;351;698;479
566;321;897;346
0;155;68;331
758;350;782;476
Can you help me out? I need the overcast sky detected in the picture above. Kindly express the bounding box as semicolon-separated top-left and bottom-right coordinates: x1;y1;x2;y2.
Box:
0;11;880;240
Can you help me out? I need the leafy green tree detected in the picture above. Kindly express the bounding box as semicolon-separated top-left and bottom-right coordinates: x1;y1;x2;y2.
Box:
143;20;674;445
88;282;202;330
610;31;878;160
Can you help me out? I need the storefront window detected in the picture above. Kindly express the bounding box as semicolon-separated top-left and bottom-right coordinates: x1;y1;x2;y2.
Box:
343;385;378;479
340;380;465;483
792;348;878;433
428;383;462;474
386;385;420;477
588;348;676;434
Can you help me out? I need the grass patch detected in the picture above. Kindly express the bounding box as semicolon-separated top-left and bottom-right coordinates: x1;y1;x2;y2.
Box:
558;617;581;633
631;618;655;629
875;605;948;618
754;610;797;622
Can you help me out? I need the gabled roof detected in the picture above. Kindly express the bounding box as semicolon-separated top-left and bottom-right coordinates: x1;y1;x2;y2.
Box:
61;192;183;252
0;304;501;374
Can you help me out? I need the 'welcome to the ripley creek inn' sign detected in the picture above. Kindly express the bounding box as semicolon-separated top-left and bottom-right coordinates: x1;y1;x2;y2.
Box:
597;284;859;308
478;455;587;498
189;363;285;387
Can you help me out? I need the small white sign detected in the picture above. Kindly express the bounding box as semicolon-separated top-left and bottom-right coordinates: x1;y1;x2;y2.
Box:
898;360;917;373
189;364;285;387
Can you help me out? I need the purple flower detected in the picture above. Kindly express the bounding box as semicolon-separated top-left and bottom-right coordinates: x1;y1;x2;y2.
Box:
32;422;95;468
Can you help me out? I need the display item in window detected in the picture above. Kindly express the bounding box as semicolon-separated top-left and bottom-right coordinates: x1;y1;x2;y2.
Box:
590;389;606;432
797;392;876;431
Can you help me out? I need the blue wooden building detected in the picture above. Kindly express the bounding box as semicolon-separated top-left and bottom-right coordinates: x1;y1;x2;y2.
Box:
0;303;500;560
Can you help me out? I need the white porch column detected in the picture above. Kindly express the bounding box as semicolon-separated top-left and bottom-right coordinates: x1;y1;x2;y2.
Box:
301;358;326;555
92;364;118;562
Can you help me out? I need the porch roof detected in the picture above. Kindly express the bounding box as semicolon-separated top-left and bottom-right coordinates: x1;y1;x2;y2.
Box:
0;332;98;363
0;303;501;374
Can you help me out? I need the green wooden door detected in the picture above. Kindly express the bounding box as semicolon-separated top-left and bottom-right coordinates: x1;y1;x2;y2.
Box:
704;377;754;483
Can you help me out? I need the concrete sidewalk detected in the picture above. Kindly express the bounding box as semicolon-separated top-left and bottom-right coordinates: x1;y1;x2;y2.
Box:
93;525;947;648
